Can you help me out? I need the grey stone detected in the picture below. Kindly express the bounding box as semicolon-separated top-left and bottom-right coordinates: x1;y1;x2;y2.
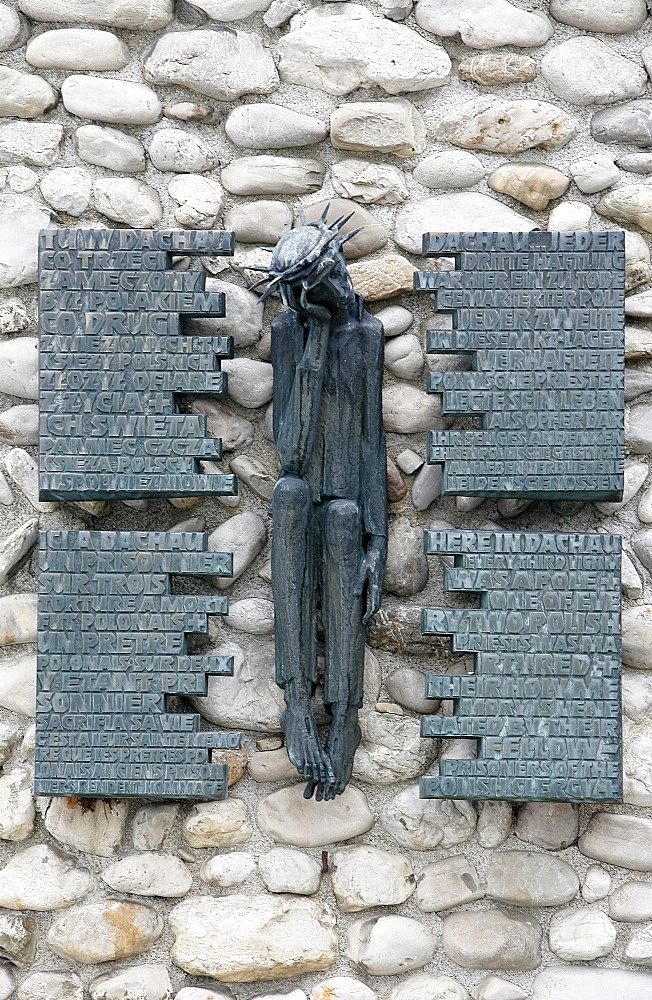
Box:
225;598;274;634
488;162;569;211
416;855;484;912
610;881;652;921
222;358;273;407
0;297;28;334
443;910;542;971
549;908;616;961
411;463;442;511
414;150;484;190
187;0;272;17
515;802;579;851
17;971;83;1000
622;604;652;669
93;178;162;228
627;289;652;317
168;173;223;228
0;123;62;166
40;797;128;858
416;0;552;48
4;448;57;513
277;4;451;97
382;383;445;434
458;53;536;86
347;915;435;975
570;154;620;194
144;29;278;101
225;104;327;149
385;334;423;380
380;785;476;850
623;671;652;723
26;28;129;70
258;783;374;847
222;155;324;196
132;803;179;851
18;0;173;28
230;455;275;500
188;399;254;451
592;101;652;147
259;848;321;895
182;799;252;848
384;517;428;597
48;901;163;964
208;511;267;588
224;200;292;244
0;518;37;586
376;306;413;339
301;199;387;261
388;976;467;1000
550;0;647;32
579;812;652;871
619;153;652;173
542;39;646;106
191;279;262;349
330;845;414;911
170;894;337;982
89;966;172;1000
102;853;192;898
628;405;652;453
477;801;512;849
0;68;56;120
62;75;161;125
148;128;217;172
331;99;425;158
0;338;37;398
626;371;652;403
200;852;256;888
439;97;576;155
331;160;408;205
395;194;535;254
248;746;298;782
533;968;652;1000
581;865;611;903
385;667;439;714
487;851;579;907
74;124;146;173
0;196;49;289
0;912;36;968
40;167;91;216
595;461;648;514
0;844;94;910
191;640;283;731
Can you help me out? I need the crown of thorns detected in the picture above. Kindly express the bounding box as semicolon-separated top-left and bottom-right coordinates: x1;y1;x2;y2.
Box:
249;205;360;302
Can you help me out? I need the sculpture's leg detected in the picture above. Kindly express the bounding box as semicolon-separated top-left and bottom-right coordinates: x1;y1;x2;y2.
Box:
271;475;333;790
321;498;365;798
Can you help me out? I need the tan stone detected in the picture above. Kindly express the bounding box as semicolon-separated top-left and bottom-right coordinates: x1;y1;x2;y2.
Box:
458;53;536;86
488;162;569;211
597;185;652;233
349;255;415;301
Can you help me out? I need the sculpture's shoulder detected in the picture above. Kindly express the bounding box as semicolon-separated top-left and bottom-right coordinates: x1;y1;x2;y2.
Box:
271;308;300;338
358;307;384;356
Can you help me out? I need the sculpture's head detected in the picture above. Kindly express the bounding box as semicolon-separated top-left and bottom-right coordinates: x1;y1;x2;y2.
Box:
252;206;359;314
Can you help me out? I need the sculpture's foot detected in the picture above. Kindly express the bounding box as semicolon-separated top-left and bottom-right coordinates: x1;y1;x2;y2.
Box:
322;704;362;800
281;701;334;794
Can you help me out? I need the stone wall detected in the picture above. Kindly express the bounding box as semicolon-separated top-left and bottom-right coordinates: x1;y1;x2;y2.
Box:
0;0;651;997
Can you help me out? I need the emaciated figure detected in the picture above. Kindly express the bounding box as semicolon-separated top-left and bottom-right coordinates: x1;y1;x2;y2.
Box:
257;209;388;801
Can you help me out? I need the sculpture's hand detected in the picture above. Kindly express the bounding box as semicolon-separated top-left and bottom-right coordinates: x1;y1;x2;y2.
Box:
354;536;388;625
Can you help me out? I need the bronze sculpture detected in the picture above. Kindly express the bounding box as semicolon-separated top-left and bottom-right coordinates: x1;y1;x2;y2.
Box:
257;209;388;800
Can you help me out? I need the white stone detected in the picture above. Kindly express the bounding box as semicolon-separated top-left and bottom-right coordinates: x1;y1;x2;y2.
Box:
417;0;552;47
26;28;129;70
225;598;274;634
0;518;38;586
248;746;298;783
149;129;217;173
278;4;451;96
222;155;324;196
414;150;484;190
259;847;322;895
595;461;648;514
542;39;647;107
331;99;425;158
548;200;592;231
549;0;647;33
0;195;50;288
89;966;172;1000
188;0;271;17
222;358;274;407
354;709;434;782
627;926;652;964
75;125;145;174
102;853;192;898
0;123;62;166
549;908;616;961
187;278;262;347
388;976;467;1000
347;915;435;975
395;194;535;254
579;812;652;871
40;796;128;857
330;845;414;911
0;653;34;716
610;881;652;921
208;511;267;589
17;970;83;1000
200;851;256;888
40;167;91;216
472;977;525;1000
376;305;413;338
0;844;94;909
0;298;28;334
182;799;252;848
191;640;284;731
62;76;161;126
0;593;35;646
0;5;21;50
144;30;278;102
258;783;374;847
18;0;173;28
0;337;37;398
224;200;292;244
132;803;178;851
438;97;576;155
623;671;652;721
168;174;223;229
312;979;375;1000
230;455;275;500
0;767;33;841
93;178;162;228
416;854;484;912
225;104;327;149
332;160;408;204
380;785;476;850
175;990;235;1000
5;448;56;513
622;605;652;669
48;901;164;965
0;68;56;120
382;383;445;433
170;894;337;982
570;155;620;194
